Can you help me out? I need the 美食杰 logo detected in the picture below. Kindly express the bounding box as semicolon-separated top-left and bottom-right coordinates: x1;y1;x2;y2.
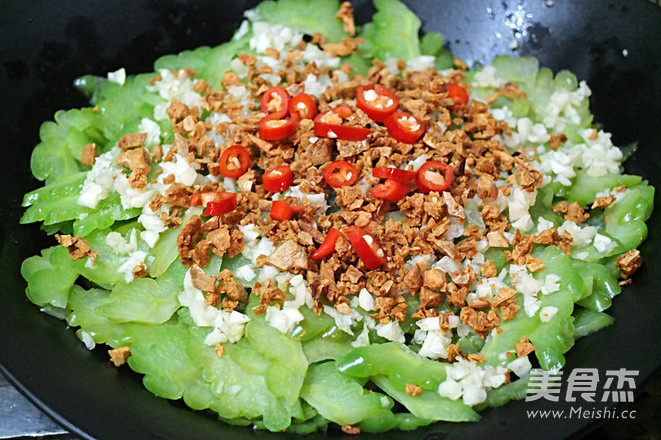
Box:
524;368;639;420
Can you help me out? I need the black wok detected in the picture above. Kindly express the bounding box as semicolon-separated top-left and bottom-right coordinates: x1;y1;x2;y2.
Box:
0;1;660;439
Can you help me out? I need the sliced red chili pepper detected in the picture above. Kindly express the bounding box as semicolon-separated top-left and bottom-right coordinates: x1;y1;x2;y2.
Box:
201;192;237;216
369;178;409;202
330;105;353;119
311;227;342;260
384;111;426;144
289;93;317;120
343;226;387;270
259;113;300;141
314;106;372;141
190;193;202;207
262;165;293;193
356;84;399;122
416;161;454;193
270;200;304;221
270;201;291;221
372;167;417;183
218;145;250;178
323;160;358;188
261;86;290;119
192;191;236;208
447;83;469;107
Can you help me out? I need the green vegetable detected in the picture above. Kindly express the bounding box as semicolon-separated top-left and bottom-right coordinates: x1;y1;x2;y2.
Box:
29;108;105;184
149;207;202;277
480;246;582;371
255;0;349;42
300;361;394;426
155;37;251;90
22;246;81;308
337;342;447;390
565;170;641;206
128;318;211;402
604;182;654;253
358;0;422;61
575;261;621;311
573;307;614;338
72;194;141;237
372;375;479;422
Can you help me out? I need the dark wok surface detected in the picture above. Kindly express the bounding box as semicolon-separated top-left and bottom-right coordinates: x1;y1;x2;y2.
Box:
1;1;660;439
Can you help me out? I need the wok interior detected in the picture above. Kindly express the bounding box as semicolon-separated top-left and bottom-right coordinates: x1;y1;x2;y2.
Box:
0;1;659;439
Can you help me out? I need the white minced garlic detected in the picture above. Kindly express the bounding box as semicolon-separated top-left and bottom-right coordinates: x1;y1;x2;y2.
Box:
178;269;250;345
539;306;559;322
324;305;363;336
376;320;405;343
77;148;122;209
438;357;508;406
107;67;126;86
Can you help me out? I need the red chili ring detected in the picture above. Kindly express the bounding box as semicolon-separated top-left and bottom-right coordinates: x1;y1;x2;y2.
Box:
262;165;294;193
324;160;359;188
416;161;454;193
261;86;290;119
356;84;399;122
384;111;426;144
218;145;250;178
